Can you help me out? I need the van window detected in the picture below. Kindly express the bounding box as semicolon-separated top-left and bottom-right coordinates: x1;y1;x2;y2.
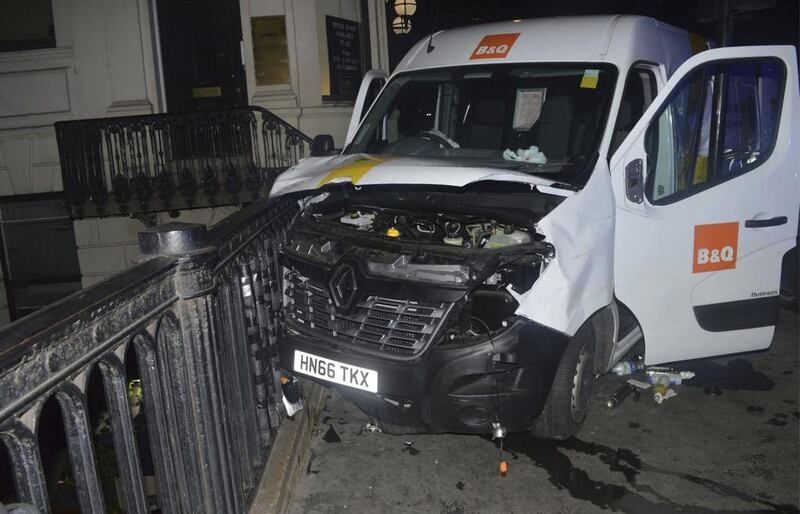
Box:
610;65;657;155
645;58;784;204
346;63;618;185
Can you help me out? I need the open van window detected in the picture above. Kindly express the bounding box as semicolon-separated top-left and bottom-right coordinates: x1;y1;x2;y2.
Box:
345;63;617;185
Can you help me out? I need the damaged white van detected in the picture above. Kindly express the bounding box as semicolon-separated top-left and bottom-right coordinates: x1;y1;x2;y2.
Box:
273;15;799;438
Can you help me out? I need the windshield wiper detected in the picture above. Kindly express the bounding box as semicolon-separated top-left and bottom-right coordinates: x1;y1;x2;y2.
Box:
509;161;572;172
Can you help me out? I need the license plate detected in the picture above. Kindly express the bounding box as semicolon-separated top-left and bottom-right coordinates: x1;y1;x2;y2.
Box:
294;349;378;393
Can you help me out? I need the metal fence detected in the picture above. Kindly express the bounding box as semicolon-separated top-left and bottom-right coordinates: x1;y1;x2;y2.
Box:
0;197;299;513
55;107;312;218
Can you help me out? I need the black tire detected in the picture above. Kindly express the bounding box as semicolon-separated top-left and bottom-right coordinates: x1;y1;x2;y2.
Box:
531;321;596;439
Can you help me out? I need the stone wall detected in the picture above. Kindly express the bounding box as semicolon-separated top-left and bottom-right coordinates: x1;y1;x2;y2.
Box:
74;206;240;288
0;0;391;327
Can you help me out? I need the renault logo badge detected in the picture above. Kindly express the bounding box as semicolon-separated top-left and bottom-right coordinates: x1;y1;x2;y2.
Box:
330;265;357;309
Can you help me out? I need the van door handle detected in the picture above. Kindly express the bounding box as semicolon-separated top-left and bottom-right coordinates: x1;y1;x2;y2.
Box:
745;216;787;228
625;159;644;204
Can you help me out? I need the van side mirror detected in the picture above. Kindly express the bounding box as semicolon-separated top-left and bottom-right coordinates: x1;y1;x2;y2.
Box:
311;134;336;157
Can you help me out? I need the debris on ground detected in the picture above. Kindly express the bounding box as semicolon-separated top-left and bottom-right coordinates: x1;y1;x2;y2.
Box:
606;382;636;408
402;440;421;455
322;424;341;443
647;369;694;404
280;374;304;416
627;378;651;390
645;369;696;385
606;365;697;406
611;359;646;376
356;422;382;435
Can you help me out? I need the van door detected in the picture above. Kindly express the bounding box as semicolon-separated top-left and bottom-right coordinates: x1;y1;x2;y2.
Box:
610;46;799;364
345;70;388;146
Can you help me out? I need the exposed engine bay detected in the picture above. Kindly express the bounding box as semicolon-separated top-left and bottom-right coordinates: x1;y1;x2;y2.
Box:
335;206;534;249
281;187;558;351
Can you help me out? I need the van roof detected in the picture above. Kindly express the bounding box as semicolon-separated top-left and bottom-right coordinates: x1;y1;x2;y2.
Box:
394;15;699;75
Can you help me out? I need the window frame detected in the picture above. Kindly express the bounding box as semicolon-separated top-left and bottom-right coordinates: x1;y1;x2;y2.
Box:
609;61;660;157
0;192;81;321
0;0;56;54
643;57;787;206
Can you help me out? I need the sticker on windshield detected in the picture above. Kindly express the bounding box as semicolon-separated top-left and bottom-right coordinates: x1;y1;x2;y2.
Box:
470;33;520;60
580;69;600;89
693;222;738;273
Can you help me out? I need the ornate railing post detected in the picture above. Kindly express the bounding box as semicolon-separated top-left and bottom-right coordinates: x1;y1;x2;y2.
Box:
138;223;240;513
0;200;291;513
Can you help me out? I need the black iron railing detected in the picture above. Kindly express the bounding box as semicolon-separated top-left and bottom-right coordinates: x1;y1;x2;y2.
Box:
0;197;299;513
55;107;312;218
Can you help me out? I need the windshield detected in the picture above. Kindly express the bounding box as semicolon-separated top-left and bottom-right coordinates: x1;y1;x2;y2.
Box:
345;63;618;185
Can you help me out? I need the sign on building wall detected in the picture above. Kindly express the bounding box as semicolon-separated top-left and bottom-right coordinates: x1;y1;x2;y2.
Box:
325;16;362;101
251;16;290;86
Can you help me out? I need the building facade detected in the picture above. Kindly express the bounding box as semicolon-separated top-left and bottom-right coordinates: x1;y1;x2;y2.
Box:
0;0;391;325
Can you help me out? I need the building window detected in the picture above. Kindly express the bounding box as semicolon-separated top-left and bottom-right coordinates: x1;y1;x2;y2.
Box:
0;0;56;53
0;196;81;321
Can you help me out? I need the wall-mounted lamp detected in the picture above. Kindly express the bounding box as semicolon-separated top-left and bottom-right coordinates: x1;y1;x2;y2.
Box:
392;15;412;34
394;0;417;17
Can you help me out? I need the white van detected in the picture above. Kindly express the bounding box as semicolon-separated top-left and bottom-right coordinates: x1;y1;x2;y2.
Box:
273;15;799;438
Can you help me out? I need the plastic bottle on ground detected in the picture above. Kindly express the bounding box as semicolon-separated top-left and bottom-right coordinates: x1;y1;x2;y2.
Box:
611;359;645;376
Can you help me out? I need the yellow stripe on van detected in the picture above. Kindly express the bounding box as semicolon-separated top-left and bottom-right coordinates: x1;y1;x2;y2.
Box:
317;157;390;187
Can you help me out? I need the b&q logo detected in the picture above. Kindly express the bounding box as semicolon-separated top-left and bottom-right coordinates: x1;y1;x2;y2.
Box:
470;33;520;60
693;222;739;273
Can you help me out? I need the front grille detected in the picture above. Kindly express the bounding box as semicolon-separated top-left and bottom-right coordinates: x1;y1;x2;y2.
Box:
284;269;451;356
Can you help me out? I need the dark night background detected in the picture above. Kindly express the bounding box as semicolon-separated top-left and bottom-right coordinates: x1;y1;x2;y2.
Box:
385;0;800;69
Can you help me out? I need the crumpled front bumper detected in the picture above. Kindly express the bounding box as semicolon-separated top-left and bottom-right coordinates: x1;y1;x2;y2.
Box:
279;318;570;434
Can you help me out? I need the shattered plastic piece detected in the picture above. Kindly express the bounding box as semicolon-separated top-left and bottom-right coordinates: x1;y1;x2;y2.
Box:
502;145;547;164
282;394;304;417
363;423;382;433
627;378;651;390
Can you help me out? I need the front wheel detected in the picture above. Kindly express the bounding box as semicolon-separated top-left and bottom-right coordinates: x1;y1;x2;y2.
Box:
531;322;596;439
